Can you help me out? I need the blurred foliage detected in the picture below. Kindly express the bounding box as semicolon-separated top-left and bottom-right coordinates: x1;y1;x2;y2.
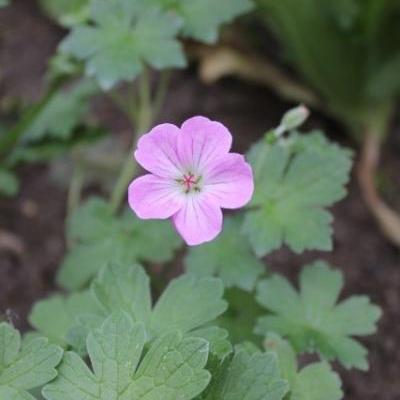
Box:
0;167;18;197
39;0;253;43
59;0;186;90
40;0;89;26
257;0;400;134
57;198;182;289
20;80;99;142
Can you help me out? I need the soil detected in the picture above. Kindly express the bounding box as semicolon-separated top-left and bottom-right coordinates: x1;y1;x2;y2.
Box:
0;1;399;399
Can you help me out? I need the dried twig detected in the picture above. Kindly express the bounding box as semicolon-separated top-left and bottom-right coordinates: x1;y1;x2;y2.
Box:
357;132;400;247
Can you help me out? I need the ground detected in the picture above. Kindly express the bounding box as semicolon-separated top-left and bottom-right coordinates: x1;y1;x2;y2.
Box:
0;1;399;399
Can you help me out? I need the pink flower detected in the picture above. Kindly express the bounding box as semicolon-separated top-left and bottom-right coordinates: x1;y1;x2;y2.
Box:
128;116;254;246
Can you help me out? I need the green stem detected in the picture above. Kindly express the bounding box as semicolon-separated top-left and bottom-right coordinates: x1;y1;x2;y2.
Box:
0;76;67;158
109;89;138;128
67;161;85;216
137;66;153;129
109;68;154;214
153;71;171;119
109;155;138;213
109;68;172;213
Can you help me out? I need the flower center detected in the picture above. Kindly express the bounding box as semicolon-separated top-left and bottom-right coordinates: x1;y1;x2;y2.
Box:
183;174;196;190
178;173;202;193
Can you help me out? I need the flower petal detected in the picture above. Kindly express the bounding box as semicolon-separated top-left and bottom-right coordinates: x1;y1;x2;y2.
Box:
177;116;232;172
134;123;182;178
205;153;254;209
172;194;223;246
128;174;183;219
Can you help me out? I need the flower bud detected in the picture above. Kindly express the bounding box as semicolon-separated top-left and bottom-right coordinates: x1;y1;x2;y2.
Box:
280;105;310;131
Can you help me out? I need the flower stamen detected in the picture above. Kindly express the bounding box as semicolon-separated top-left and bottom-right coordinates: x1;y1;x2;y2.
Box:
183;174;196;191
176;173;202;193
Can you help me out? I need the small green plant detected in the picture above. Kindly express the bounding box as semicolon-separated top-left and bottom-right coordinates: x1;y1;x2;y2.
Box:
3;107;378;400
0;2;382;399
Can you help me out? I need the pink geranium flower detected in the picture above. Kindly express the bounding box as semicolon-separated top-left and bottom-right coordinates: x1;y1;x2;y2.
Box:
128;116;254;245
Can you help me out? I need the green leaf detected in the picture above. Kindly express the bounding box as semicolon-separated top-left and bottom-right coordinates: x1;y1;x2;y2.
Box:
0;386;35;400
0;0;9;7
243;131;352;256
367;54;400;99
185;216;264;291
39;0;89;27
67;197;115;243
191;327;232;361
60;0;185;89
255;261;381;370
7;127;105;167
263;334;297;387
203;347;288;400
21;80;99;142
42;312;211;400
57;198;182;290
67;264;228;358
326;0;360;29
28;291;102;347
0;168;19;197
92;263;227;337
152;0;253;43
91;262;152;325
292;363;342;400
218;288;264;345
150;274;228;336
0;322;63;398
264;334;343;400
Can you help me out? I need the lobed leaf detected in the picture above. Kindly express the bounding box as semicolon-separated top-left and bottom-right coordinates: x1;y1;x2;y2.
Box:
255;261;381;370
150;0;254;43
150;274;227;336
60;0;185;89
21;80;99;142
29;291;102;347
264;334;343;400
39;0;89;27
0;323;63;399
243;131;352;256
59;263;228;360
42;312;211;400
92;264;228;339
203;346;288;400
57;198;182;290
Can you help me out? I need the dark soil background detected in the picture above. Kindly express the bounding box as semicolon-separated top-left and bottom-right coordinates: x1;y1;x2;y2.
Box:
0;1;399;399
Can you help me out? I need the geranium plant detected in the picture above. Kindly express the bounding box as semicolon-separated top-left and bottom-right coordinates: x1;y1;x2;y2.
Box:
0;1;382;399
1;105;379;400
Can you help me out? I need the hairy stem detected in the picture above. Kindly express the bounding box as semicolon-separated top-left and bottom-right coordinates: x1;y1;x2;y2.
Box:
67;161;85;216
109;69;170;214
152;70;171;119
357;130;400;247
